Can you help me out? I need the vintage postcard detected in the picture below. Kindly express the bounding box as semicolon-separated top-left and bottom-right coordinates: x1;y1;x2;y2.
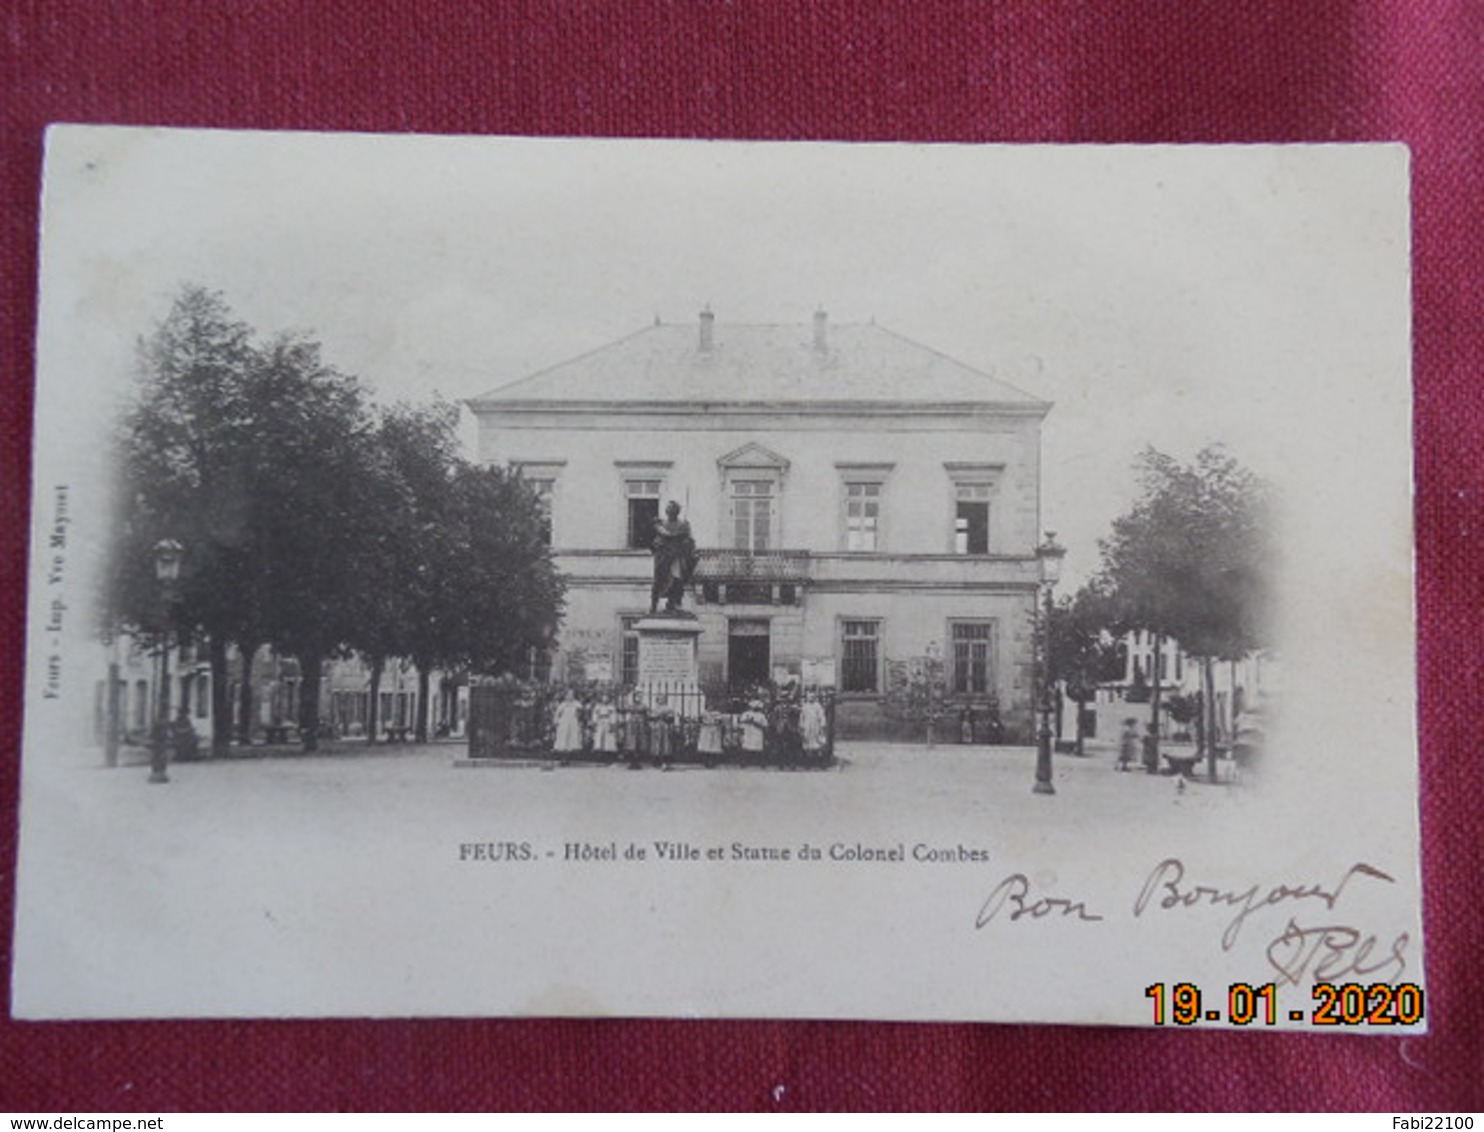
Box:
13;128;1420;1028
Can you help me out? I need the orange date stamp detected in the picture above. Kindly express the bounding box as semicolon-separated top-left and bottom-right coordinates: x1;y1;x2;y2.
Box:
1145;981;1425;1026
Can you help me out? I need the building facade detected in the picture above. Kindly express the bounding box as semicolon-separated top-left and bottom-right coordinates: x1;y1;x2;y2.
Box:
1090;628;1280;743
84;640;467;752
467;311;1052;740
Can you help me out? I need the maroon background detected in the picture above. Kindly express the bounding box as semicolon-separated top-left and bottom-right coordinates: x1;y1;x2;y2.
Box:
2;1;1480;1112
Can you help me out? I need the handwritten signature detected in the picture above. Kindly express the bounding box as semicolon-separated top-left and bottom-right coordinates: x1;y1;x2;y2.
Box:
1264;919;1409;985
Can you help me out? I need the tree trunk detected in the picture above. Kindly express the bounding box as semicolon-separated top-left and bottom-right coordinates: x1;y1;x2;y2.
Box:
1074;694;1087;758
237;641;259;745
415;663;431;743
1229;659;1240;738
299;650;322;752
1205;657;1219;782
209;634;230;757
367;655;383;744
1148;632;1163;773
1194;688;1205;758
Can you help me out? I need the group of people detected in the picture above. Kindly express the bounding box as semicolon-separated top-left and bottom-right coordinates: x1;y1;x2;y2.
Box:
1116;718;1159;772
546;686;832;766
1116;710;1266;774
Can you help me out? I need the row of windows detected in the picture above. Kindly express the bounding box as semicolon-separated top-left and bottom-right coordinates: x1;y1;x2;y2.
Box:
609;616;998;695
1131;651;1182;682
1125;630;1185;682
520;469;999;555
91;672;296;738
327;690;420;729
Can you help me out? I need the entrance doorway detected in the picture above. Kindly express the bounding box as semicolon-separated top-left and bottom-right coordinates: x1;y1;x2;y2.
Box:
728;619;771;688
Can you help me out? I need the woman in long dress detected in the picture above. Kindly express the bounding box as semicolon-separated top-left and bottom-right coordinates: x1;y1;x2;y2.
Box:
740;702;768;753
697;711;724;757
591;695;618;754
552;689;584;754
623;695;649;768
800;694;827;757
652;706;674;764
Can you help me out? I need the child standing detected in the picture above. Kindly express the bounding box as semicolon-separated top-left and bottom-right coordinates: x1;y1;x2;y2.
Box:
1117;718;1139;772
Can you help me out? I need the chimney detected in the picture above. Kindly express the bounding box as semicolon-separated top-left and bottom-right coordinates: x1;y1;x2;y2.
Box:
812;308;828;353
699;306;715;353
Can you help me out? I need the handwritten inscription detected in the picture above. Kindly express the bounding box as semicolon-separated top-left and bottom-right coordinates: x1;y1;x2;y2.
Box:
456;836;1411;995
1264;919;1409;986
1132;857;1396;951
975;873;1104;927
970;856;1408;989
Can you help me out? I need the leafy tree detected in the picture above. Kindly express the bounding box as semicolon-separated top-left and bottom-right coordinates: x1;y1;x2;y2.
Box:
107;285;257;756
345;401;464;742
343;404;565;742
1096;445;1275;776
1046;582;1125;756
243;333;377;750
381;402;486;742
1162;691;1200;735
110;284;567;755
110;287;376;753
445;462;566;679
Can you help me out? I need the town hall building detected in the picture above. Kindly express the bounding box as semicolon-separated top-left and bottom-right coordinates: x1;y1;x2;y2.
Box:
466;310;1052;740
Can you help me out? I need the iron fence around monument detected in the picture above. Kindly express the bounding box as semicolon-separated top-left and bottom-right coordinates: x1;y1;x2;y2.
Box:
467;678;835;768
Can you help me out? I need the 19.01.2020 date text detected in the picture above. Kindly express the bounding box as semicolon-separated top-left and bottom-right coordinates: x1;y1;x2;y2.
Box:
1145;981;1424;1026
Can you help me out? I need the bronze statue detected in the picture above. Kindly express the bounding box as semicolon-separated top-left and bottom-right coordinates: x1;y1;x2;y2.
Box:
650;500;698;614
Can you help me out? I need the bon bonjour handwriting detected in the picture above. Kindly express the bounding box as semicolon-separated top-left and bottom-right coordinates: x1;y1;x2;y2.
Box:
974;857;1399;956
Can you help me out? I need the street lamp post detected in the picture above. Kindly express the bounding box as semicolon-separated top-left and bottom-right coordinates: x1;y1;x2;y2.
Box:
924;640;941;748
1034;531;1066;796
149;538;183;785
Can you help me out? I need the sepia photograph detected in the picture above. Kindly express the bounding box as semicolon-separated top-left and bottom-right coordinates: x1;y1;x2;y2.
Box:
14;128;1420;1027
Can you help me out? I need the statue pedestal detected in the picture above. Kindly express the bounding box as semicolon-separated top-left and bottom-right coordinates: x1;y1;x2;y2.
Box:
634;614;704;717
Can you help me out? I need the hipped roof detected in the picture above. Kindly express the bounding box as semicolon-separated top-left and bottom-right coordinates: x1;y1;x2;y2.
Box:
468;321;1048;410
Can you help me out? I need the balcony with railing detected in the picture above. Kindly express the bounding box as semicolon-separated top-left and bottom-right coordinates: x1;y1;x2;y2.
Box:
553;547;813;585
809;552;1041;589
693;548;811;582
552;546;1039;591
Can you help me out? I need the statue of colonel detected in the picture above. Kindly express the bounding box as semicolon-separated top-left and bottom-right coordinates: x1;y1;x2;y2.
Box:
650;500;698;614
